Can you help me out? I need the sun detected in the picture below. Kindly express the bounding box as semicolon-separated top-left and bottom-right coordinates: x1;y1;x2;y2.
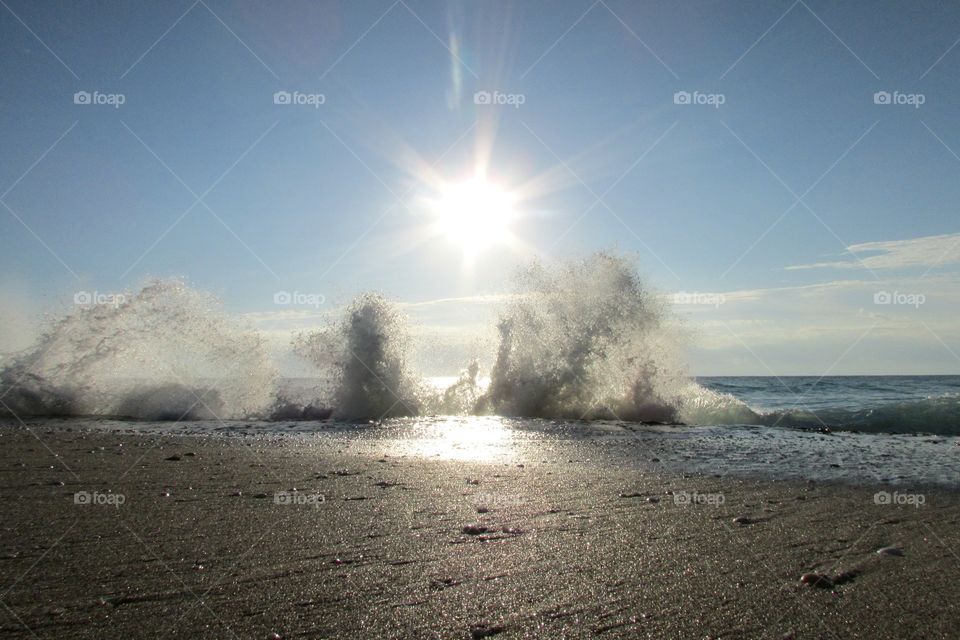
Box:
430;177;517;257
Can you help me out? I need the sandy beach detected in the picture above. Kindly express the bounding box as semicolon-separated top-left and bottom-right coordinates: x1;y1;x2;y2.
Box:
1;424;958;639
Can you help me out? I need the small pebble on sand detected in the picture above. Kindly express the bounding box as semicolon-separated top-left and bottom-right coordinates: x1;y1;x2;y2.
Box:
800;573;833;588
463;524;490;535
470;624;505;639
876;546;904;557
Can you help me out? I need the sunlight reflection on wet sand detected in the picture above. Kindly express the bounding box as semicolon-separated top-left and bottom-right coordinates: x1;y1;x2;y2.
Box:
398;416;514;461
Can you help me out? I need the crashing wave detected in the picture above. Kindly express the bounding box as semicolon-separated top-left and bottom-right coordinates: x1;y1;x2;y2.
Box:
293;293;423;420
480;252;687;422
0;279;275;420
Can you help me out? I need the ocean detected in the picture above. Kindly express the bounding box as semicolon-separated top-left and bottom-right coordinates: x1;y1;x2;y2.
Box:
694;375;960;434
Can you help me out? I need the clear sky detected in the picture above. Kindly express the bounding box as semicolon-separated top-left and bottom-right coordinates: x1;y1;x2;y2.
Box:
2;0;959;375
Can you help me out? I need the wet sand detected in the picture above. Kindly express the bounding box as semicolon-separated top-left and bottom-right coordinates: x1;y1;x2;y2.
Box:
1;425;959;639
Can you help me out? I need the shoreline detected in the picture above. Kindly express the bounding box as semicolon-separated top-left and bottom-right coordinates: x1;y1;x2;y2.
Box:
8;415;958;488
1;426;959;638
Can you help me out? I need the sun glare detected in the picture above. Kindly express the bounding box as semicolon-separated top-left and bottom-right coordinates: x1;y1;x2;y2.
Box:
431;178;517;256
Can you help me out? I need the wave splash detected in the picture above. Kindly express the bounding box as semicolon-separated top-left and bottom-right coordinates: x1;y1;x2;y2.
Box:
0;280;275;420
481;253;686;421
293;293;423;420
279;253;688;422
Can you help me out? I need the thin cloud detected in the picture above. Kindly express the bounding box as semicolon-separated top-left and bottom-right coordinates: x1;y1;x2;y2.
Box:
786;232;960;271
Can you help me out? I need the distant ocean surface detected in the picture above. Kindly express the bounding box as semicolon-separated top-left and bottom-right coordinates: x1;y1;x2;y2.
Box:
698;375;960;414
691;375;960;435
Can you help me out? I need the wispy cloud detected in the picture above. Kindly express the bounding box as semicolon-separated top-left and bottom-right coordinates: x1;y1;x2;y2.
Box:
673;272;960;374
786;232;960;272
397;293;522;309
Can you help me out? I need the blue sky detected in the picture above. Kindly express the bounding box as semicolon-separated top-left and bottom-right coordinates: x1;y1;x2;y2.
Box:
2;0;959;375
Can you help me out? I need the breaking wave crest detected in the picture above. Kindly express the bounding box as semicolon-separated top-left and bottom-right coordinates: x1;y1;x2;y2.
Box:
676;386;960;435
677;386;763;426
756;395;960;435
